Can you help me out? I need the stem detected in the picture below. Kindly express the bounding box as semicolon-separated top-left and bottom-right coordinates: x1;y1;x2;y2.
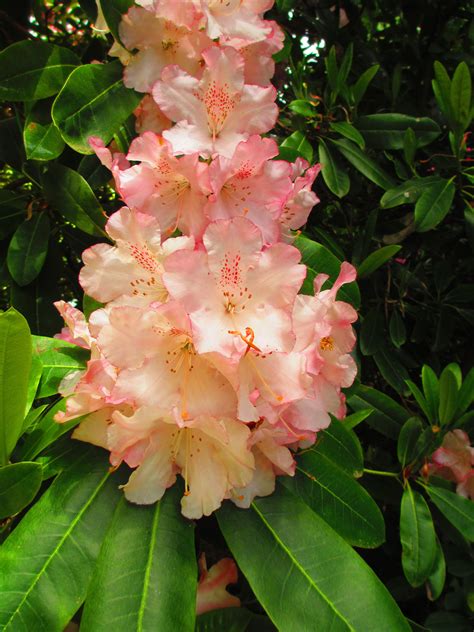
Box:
363;468;399;478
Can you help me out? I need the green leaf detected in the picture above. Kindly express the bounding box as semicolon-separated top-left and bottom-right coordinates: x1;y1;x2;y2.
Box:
42;164;107;236
196;608;254;632
374;345;410;394
284;451;385;547
425;485;474;541
294;234;360;307
314;418;364;476
456;367;474;416
400;485;437;587
359;308;384;356
331;138;396;190
432;61;453;124
325;46;338;92
414;179;456;233
450;62;472;129
337;44;353;91
81;488;197;632
25;354;43;415
403;127;417;167
343;409;373;430
397;417;423;467
7;214;50;286
52;60;142;154
218;486;410;632
279;131;313;163
358;245;401;279
16;399;80;462
0;461;43;520
100;0;134;43
288;99;316;117
405;380;431;422
352;65;379;106
355;114;441;149
438;366;459;425
330;121;365;149
389;310;406;348
380;176;444;209
424;611;472;632
0;308;32;466
426;539;446;601
32;335;88;398
422;365;439;423
0;448;121;631
0;40;80;101
348;384;409;439
318;139;350;198
0;190;28;239
23;120;65;161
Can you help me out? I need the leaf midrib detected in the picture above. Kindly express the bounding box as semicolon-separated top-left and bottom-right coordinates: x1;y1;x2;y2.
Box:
3;456;110;630
251;502;356;631
136;501;161;631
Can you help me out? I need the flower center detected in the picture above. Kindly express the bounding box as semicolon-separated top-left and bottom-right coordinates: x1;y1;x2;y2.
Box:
319;336;334;351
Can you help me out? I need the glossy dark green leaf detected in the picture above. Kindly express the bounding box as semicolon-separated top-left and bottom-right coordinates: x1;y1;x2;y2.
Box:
288;99;316;117
78;154;112;189
374;345;410;394
404;380;430;422
397;417;423;466
0;448;120;631
403;127;417;167
0;40;80;101
325;46;338;92
426;539;446;601
218;486;410;631
330;121;365;149
318;139;350;198
348;385;409;439
352;65;379;106
389;310;407;348
432;61;453;125
331;138;396;190
16;399;80;462
0;461;43;519
25;354;43;415
0;191;28;239
426;485;474;541
42;164;107;236
284;451;385;547
380;176;444;209
32;335;88;398
450;61;472;128
355;114;441;149
23;120;65;161
279;131;313;163
360;308;384;356
100;0;134;42
400;486;437;587
422;365;439;423
7;214;50;286
196;608;254;632
294;234;360;307
52;60;141;154
456;367;474;416
314;418;364;476
81;488;197;632
343;408;373;430
0;308;32;465
438;366;459;425
414;179;455;233
358;245;401;279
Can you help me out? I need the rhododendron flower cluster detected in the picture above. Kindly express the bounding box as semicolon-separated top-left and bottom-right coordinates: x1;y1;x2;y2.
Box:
427;430;474;500
55;0;358;519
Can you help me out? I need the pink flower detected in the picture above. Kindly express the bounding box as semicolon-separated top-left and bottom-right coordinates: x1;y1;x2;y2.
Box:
197;0;273;43
429;430;474;497
279;160;321;240
206;134;291;244
196;555;240;615
54;301;92;349
99;301;237;422
134;95;171;135
106;132;211;238
110;408;255;518
153;46;278;158
117;6;211;93
163;217;306;359
79;207;194;305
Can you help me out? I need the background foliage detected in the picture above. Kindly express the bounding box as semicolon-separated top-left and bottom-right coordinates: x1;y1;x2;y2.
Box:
0;1;473;630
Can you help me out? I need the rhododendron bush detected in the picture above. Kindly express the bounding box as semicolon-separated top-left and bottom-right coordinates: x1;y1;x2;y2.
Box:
0;1;473;631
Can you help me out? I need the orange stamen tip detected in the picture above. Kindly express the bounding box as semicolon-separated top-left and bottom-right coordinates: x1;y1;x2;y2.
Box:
182;411;189;420
237;495;244;501
276;395;284;402
432;425;441;433
184;490;190;496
